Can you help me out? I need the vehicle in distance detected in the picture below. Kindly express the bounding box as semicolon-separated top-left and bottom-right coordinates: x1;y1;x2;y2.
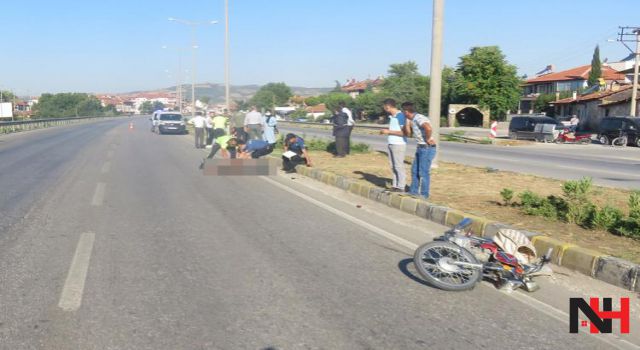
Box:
156;112;187;134
508;115;563;141
597;116;640;146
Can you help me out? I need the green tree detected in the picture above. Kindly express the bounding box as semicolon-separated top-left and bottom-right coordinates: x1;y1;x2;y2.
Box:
380;61;430;114
32;93;104;118
454;46;521;120
234;99;250;111
250;82;293;109
441;66;460;117
199;96;211;105
152;101;165;111
140;101;154;114
588;45;602;87
304;96;323;106
354;91;384;121
0;90;16;103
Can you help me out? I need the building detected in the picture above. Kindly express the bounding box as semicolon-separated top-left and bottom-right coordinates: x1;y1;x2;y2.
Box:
551;85;639;131
520;64;627;113
341;77;384;99
305;103;327;120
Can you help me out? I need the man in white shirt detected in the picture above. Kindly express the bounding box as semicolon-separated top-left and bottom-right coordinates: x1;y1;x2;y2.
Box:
188;114;207;149
402;101;436;199
339;101;354;154
244;106;263;140
379;98;407;192
204;114;214;147
569;114;579;132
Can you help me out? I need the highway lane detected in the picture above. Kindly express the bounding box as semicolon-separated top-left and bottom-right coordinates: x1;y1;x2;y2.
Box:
0;117;638;349
280;125;640;189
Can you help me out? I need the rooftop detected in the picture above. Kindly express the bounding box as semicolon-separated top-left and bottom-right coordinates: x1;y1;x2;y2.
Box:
525;64;626;84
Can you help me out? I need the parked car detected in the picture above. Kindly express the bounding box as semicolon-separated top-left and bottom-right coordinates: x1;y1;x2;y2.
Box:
598;116;640;146
508;115;563;141
156;112;187;135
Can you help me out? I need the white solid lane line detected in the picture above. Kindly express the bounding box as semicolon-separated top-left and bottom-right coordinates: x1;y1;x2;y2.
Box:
101;161;111;174
58;232;96;312
262;175;637;349
91;183;106;206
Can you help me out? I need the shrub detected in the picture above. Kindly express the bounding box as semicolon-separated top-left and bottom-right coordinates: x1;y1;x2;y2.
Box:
561;177;595;226
500;188;514;205
591;206;624;231
629;191;640;220
613;218;640;239
519;191;558;219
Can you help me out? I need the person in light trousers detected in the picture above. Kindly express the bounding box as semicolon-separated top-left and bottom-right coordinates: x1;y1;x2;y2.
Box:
379;98;407;192
402;102;436;199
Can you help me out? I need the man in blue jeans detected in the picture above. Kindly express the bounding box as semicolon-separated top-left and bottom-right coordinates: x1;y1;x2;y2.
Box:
402;102;436;199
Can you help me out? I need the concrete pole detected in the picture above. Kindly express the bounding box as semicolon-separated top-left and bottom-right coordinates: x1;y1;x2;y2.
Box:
178;55;183;114
630;30;639;117
224;0;231;114
191;26;198;117
428;0;444;165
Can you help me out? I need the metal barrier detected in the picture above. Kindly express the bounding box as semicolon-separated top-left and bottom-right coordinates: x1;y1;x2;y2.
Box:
0;116;119;134
279;120;385;130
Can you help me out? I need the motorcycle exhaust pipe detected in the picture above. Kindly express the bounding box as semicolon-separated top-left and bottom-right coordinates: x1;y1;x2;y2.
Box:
451;261;484;269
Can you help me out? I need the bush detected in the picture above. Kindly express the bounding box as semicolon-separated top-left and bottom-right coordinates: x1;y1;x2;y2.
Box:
629;191;640;220
561;177;595;226
519;191;558;219
500;188;514;205
591;206;624;231
613;218;640;239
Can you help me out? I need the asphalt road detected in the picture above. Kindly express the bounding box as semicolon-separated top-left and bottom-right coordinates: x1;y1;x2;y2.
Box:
0;117;638;349
280;125;640;189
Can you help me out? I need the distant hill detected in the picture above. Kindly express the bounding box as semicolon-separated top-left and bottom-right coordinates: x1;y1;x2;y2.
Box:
127;83;332;103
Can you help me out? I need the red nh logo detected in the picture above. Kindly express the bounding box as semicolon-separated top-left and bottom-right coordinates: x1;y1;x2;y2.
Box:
570;297;630;334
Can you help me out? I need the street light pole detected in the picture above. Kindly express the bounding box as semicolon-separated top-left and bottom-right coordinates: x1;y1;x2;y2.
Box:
631;29;639;117
168;17;218;117
224;0;231;114
428;0;444;165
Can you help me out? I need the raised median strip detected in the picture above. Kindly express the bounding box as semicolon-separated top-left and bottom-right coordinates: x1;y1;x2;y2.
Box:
286;161;640;291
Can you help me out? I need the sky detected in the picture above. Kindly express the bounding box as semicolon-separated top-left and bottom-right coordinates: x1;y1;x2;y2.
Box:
0;0;637;95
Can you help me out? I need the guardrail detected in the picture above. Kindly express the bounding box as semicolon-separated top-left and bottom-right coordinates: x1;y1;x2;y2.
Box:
0;116;118;134
279;120;385;130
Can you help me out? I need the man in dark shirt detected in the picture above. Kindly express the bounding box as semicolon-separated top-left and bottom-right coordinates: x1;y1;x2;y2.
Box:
332;107;349;158
282;133;312;173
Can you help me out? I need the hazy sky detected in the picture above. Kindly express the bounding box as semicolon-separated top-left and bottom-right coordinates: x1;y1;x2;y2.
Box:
0;0;637;95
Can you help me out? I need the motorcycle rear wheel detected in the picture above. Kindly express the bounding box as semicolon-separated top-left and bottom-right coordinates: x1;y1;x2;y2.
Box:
413;241;481;291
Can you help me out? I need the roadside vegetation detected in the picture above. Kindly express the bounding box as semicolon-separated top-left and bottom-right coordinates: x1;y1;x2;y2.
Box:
32;93;120;118
501;178;640;239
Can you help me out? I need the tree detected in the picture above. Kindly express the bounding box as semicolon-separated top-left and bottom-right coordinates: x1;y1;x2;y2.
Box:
354;91;384;121
32;93;104;118
588;45;602;87
250;82;293;109
199;96;211;105
304;96;323;106
441;66;460;117
380;61;430;114
234;99;250;111
0;90;16;103
152;101;165;111
140;101;154;114
454;46;521;120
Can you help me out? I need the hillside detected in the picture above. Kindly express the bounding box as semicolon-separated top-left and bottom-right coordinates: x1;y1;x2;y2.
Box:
130;83;332;103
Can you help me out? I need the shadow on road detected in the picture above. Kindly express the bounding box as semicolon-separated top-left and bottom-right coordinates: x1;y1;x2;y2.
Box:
398;258;432;287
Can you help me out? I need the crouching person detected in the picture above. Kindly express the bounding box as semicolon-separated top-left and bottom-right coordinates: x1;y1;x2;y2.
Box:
282;133;312;173
238;139;274;159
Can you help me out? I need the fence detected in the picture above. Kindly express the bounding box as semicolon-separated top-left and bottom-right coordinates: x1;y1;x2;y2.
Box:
0;116;120;134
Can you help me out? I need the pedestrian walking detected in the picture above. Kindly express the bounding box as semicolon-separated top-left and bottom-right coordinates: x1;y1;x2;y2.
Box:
339;101;354;154
188;114;207;149
402;102;436;199
205;114;214;147
244;106;263;140
332;107;349;158
282;133;312;173
379;98;407;192
262;111;278;146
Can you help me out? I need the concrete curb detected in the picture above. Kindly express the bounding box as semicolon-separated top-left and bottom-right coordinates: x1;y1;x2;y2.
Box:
280;161;640;291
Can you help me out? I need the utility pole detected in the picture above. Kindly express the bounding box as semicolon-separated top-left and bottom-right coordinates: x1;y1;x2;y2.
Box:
428;0;444;165
224;0;231;114
616;26;640;116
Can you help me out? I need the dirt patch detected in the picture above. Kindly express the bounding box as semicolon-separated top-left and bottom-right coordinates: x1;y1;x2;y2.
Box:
304;150;640;263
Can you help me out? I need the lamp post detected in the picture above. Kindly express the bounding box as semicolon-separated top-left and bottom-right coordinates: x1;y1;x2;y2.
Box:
162;45;196;114
224;0;230;114
428;0;444;165
168;17;218;117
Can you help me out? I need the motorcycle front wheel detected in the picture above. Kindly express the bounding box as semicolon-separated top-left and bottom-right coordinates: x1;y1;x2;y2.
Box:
413;241;481;291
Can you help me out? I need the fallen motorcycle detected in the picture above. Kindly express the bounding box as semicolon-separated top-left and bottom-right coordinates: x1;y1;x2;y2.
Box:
555;128;592;144
413;218;552;292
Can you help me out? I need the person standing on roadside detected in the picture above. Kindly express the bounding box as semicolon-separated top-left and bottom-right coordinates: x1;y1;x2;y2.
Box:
379;98;407;192
205;113;214;147
188;113;207;149
262;111;278;147
332;107;349;158
212;114;228;139
402;102;436;199
339;101;354;154
244;106;263;140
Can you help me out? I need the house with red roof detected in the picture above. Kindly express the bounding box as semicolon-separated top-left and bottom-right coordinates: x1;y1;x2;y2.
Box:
520;64;627;113
341;78;384;98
